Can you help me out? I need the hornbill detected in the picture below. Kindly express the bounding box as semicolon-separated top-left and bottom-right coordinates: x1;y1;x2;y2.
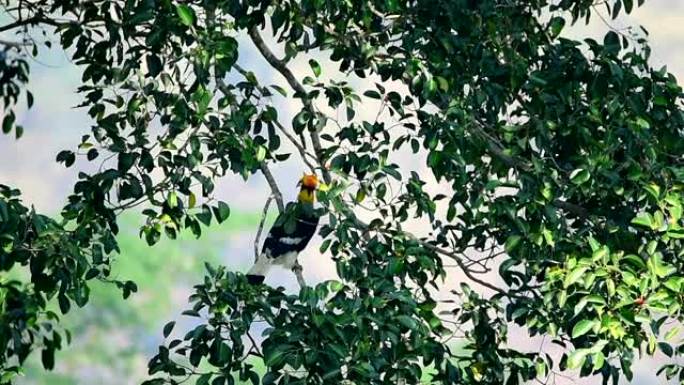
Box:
246;174;320;284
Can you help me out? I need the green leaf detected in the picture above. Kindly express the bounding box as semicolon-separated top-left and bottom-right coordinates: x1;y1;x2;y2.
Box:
664;326;680;341
604;31;621;54
197;374;212;385
567;349;588;369
167;191;178;209
549;16;566;38
2;112;15;134
664;277;683;292
176;4;196;26
529;74;548;86
328;280;344;292
41;348;55;370
649;254;676;278
658;342;674;357
572;319;595;338
87;148;99;161
592;246;609;262
196;206;212;226
56;150;76;167
320;239;332;253
322;368;341;381
667;227;684;238
643;183;660;200
564;266;588;288
163;321;175;338
623;0;634;13
622;254;646;269
215;201;230;223
146;54;163;77
309;59;321;77
85;268;99;280
570;168;591;185
542;227;554;247
256;146;267;162
264;348;287;367
636;117;650;129
363;90;382;99
574;297;589;316
592;351;605;371
271;85;288;96
141;380;166;385
504;235;522;253
397;315;418;330
118;152;136;173
188;192;197;209
58;294;71;314
631;212;653;229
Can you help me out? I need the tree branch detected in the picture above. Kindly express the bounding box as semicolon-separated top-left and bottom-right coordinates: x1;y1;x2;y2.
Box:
259;164;284;213
0;15;60;33
271;119;318;175
551;199;589;219
292;261;307;288
0;39;30;48
412;238;510;296
254;195;274;263
337;206;511;296
248;26;332;184
470;121;531;172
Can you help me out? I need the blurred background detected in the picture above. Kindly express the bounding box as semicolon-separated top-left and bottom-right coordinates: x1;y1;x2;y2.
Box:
1;1;683;383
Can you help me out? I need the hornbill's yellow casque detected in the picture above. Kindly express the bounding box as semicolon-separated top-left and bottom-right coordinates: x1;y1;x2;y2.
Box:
246;174;320;284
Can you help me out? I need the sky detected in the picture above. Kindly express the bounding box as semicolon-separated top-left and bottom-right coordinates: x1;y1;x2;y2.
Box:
1;1;684;383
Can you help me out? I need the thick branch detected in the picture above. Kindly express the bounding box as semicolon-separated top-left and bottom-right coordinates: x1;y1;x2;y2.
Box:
248;26;332;184
248;27;308;101
292;261;307;288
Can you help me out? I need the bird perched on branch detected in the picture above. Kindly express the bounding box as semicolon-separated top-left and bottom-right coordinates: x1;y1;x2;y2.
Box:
247;174;320;285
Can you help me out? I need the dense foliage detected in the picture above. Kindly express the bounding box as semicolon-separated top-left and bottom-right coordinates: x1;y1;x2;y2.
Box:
15;212;261;385
2;0;684;384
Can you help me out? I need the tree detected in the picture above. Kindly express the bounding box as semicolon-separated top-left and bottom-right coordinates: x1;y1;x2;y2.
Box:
2;0;684;384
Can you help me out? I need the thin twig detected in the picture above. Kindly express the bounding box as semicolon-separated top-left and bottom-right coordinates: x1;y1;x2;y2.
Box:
308;132;330;183
338;207;510;296
0;15;60;33
245;331;264;358
254;195;274;263
272;119;317;175
414;239;510;296
0;39;30;48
